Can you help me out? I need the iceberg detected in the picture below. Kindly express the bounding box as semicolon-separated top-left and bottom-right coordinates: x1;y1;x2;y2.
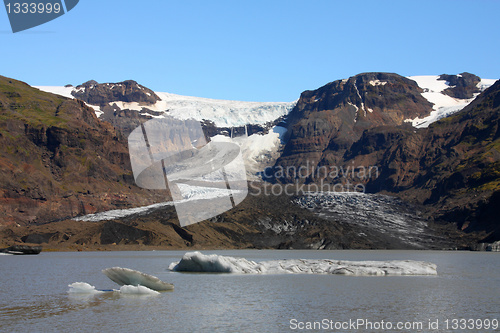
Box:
67;282;160;295
102;267;174;291
68;282;104;294
68;267;172;295
169;252;437;276
118;285;160;295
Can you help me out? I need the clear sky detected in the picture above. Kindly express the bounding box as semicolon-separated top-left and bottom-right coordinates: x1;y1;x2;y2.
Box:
1;0;499;102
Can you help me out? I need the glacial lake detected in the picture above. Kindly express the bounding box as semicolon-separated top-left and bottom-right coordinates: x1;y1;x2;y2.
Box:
1;250;499;332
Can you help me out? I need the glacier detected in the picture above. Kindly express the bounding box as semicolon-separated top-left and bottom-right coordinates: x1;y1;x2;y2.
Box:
169;251;438;276
72;183;242;222
34;86;296;127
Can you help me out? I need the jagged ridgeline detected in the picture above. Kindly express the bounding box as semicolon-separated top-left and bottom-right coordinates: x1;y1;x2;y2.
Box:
0;72;498;249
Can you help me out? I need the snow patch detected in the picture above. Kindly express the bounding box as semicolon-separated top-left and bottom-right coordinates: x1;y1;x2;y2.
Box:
169;251;438;276
477;78;497;90
369;80;387;86
406;76;497;128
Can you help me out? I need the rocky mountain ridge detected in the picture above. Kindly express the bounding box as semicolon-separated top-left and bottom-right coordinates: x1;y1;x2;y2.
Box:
0;76;166;227
271;77;500;242
1;72;498;249
72;80;161;106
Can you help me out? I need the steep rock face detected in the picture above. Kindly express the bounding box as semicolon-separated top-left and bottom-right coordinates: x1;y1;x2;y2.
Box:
0;76;165;226
344;80;500;240
439;72;481;99
72;80;160;106
274;72;432;182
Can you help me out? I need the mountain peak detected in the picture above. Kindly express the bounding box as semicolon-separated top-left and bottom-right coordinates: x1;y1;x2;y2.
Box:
72;79;160;105
437;72;481;99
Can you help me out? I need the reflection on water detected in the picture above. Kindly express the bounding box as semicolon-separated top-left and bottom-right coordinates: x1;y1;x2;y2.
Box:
0;250;499;332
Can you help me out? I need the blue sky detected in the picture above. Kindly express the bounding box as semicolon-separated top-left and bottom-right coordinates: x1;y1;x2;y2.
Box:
1;0;499;101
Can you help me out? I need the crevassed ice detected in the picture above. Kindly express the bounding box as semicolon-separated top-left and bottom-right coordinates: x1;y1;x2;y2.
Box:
169;251;438;276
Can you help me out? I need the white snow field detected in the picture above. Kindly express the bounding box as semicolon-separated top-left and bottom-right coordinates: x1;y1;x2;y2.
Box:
406;76;496;128
36;85;291;175
169;251;438;276
36;74;497;132
35;86;295;127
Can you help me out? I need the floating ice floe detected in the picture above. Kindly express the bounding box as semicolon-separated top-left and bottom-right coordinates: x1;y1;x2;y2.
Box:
169;251;437;276
67;282;159;295
102;267;174;291
117;285;160;295
68;267;173;295
68;282;104;294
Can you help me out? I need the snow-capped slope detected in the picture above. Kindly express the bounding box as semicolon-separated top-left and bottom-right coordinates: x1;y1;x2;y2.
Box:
36;86;104;117
35;86;296;127
122;92;295;128
36;85;292;174
406;76;496;128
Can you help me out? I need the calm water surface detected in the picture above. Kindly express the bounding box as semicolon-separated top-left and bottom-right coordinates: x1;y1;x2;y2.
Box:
0;250;499;332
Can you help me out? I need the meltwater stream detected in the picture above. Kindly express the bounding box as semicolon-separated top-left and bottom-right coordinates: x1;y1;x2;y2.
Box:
0;250;499;332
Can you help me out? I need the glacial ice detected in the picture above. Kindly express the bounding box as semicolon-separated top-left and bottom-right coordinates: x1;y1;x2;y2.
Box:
102;267;174;291
169;251;438;276
68;282;104;294
118;285;160;295
68;267;172;295
67;282;160;295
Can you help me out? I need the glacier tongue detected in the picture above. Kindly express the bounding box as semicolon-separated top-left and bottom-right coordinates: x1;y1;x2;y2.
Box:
169;251;437;276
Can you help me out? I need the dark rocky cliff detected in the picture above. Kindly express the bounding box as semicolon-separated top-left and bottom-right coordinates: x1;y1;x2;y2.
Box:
0;76;165;226
72;80;160;106
274;73;433;182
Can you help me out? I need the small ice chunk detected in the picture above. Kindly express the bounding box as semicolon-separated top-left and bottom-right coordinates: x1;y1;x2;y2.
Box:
119;285;160;295
68;282;104;294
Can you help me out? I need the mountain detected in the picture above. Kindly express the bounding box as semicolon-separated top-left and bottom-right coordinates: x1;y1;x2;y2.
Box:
72;80;161;106
270;74;499;242
1;72;497;250
37;81;296;175
348;80;500;241
0;76;165;227
272;72;494;183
